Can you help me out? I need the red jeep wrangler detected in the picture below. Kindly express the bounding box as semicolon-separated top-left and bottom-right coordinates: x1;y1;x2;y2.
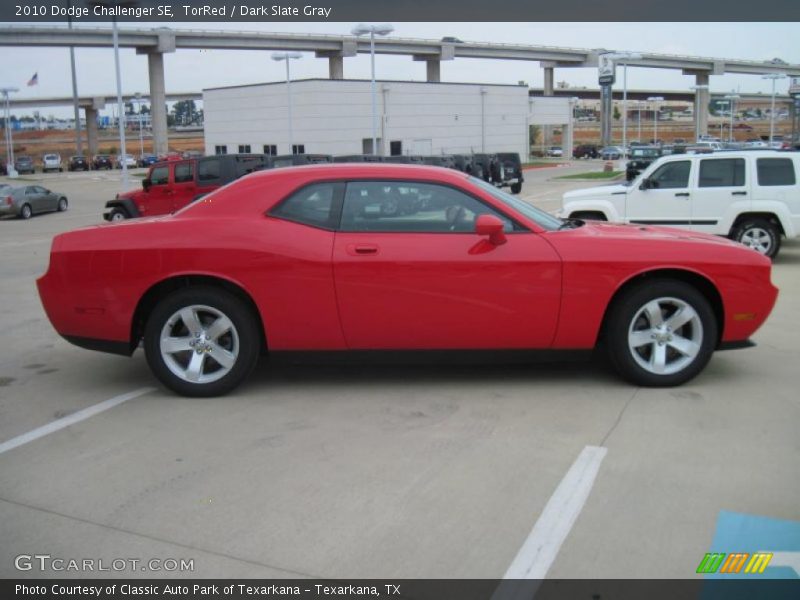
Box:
103;154;270;221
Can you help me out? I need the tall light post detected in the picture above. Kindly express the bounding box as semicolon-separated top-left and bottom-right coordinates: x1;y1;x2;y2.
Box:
1;86;19;177
66;0;82;155
605;51;641;156
637;100;643;142
723;94;740;143
716;100;729;139
90;0;138;189
647;96;664;145
271;52;302;154
351;23;394;156
134;92;144;159
762;73;787;144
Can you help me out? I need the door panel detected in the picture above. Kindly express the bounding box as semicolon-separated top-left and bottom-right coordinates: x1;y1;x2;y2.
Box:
140;165;173;216
691;157;748;234
171;160;197;212
626;160;692;226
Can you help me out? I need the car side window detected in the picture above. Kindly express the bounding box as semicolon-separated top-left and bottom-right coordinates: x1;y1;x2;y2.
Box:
25;187;36;195
340;181;514;233
270;183;337;229
699;158;745;187
197;159;221;183
649;161;691;189
756;158;796;186
150;166;169;186
174;162;194;184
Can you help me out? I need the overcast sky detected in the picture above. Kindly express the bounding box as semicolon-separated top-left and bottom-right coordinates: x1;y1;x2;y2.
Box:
4;21;800;118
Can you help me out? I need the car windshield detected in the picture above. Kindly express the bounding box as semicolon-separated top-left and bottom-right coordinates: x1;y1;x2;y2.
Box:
469;177;562;231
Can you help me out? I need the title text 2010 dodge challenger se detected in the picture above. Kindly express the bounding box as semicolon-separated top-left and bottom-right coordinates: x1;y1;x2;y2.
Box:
37;164;778;396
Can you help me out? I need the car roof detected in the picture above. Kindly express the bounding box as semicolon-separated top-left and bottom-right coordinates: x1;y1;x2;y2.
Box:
248;162;472;183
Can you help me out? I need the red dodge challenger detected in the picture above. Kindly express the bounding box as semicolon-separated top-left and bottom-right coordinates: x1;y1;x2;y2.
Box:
37;164;778;396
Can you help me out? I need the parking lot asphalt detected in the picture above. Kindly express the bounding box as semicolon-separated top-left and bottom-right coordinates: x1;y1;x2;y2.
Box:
0;164;797;580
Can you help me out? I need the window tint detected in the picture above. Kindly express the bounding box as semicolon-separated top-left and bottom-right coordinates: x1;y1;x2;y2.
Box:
150;166;169;186
699;158;745;187
174;162;194;184
757;158;796;186
340;181;514;233
271;183;336;229
649;161;691;189
197;159;221;182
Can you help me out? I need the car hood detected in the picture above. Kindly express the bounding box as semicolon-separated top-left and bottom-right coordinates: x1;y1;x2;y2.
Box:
567;220;749;252
564;183;628;200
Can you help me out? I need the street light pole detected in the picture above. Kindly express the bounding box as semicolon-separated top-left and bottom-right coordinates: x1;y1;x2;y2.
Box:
647;96;663;145
762;73;787;144
135;92;144;159
723;94;740;143
271;52;302;154
716;100;729;139
351;24;394;156
1;87;19;177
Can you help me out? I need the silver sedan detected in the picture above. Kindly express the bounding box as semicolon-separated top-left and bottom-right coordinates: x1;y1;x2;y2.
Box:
0;185;68;219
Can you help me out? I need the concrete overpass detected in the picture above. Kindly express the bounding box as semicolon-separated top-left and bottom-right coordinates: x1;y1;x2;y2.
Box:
2;25;798;153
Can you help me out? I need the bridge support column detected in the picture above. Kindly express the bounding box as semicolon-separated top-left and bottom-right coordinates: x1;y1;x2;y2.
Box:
146;52;169;156
694;72;710;140
84;107;99;157
328;55;344;79
426;60;441;83
543;65;555;146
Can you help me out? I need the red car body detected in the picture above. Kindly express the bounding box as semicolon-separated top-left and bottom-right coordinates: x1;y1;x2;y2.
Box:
37;164;778;394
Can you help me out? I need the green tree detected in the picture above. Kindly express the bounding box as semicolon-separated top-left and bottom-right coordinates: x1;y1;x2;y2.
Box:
171;100;199;126
613;105;621;120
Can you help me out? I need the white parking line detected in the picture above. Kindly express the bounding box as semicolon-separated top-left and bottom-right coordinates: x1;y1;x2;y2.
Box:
0;387;155;455
502;445;607;579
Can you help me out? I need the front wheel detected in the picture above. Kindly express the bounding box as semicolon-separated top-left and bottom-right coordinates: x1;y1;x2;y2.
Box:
20;204;32;220
144;287;260;397
57;197;68;212
605;280;717;387
733;219;781;259
109;207;129;222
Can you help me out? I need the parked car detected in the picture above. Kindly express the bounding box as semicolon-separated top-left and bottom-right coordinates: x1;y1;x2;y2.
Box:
1;185;68;219
573;144;599;159
600;146;625;160
559;150;799;258
383;155;425;165
546;146;563;158
14;156;35;174
115;154;137;169
138;154;159;168
472;153;503;184
625;146;663;181
271;154;333;167
42;153;63;173
495;152;524;194
37;163;778;396
92;155;113;170
451;155;476;174
333;155;384;163
68;155;90;171
103;154;272;221
421;155;457;169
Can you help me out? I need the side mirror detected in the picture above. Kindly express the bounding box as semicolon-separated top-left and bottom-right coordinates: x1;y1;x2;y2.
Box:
475;214;507;246
142;178;151;191
639;178;652;190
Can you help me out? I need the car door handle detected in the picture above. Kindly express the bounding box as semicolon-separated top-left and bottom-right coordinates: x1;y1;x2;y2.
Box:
674;192;690;197
347;244;379;256
731;191;747;196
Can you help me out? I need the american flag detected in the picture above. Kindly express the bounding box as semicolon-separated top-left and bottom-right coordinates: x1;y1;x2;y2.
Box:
27;73;38;86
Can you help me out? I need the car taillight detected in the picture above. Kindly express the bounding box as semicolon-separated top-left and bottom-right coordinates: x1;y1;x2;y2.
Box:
5;196;12;205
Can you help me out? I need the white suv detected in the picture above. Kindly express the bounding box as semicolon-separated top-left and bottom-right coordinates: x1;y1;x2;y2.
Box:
559;150;799;258
42;153;63;172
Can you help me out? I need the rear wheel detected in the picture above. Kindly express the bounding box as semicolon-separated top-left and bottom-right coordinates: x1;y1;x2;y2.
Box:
733;218;781;259
605;280;717;387
20;204;32;220
144;287;260;397
57;197;68;212
510;182;522;194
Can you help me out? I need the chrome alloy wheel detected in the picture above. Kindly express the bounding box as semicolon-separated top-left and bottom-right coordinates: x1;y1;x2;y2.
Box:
159;304;239;384
739;227;772;255
627;297;703;376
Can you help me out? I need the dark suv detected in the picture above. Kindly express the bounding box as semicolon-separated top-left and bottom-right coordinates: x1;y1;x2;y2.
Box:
625;146;663;181
421;155;457;169
271;154;332;168
333;155;384;163
573;144;599;159
495;152;524;194
15;156;35;174
92;155;113;170
472;154;503;185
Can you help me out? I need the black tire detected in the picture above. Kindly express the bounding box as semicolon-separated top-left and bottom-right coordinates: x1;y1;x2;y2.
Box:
144;286;260;397
570;211;607;221
733;218;781;259
20;204;32;220
605;279;717;387
108;207;129;222
57;197;68;212
510;182;522;194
